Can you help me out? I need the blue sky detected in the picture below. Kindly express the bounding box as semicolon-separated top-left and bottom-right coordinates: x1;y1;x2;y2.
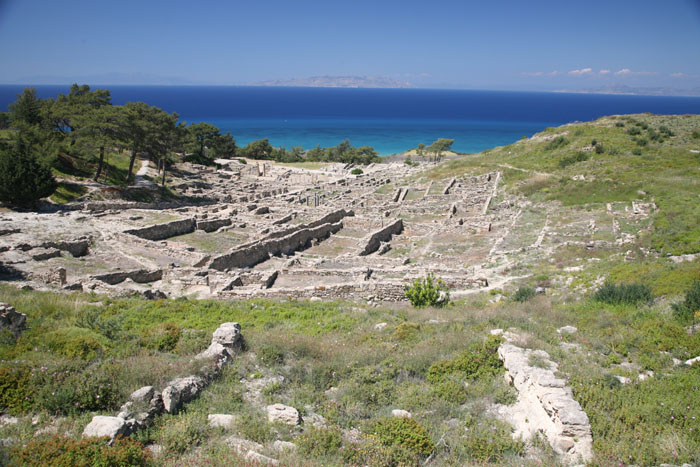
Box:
1;0;699;90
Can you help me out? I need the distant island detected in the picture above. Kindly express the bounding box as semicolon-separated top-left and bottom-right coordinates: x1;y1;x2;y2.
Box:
253;75;413;88
554;84;700;97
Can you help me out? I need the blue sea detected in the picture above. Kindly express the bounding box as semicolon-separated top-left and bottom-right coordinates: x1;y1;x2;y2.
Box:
1;85;699;155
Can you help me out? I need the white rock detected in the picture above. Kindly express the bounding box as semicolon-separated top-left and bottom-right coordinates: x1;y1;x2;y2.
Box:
309;296;322;302
130;386;154;403
208;414;235;428
195;341;231;361
638;371;654;381
557;326;577;334
267;404;302;425
615;375;631;385
83;416;131;440
0;415;18;427
146;444;164;456
162;376;205;413
374;322;388;331
684;356;700;366
245;451;279;465
272;440;297;452
490;328;504;335
391;409;412;418
223;436;264;455
212;322;242;347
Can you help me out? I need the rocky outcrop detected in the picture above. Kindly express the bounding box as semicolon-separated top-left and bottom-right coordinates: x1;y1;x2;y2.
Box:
195;322;242;362
124;218;196;241
83;416;136;443
495;333;593;464
0;303;26;337
196;218;232;233
208;221;344;271
91;269;163;285
162;376;206;414
358;219;403;256
267;404;302;425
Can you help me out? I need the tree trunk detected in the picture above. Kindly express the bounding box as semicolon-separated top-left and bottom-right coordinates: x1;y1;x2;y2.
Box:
161;160;167;187
126;149;137;184
93;146;105;182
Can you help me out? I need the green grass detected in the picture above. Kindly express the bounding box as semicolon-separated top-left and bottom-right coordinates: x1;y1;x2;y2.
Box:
49;181;88;204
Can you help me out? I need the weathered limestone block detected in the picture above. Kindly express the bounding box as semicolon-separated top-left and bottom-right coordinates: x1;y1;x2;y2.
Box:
496;338;593;464
162;376;206;413
262;270;279;289
124;218;196;241
267;404;302;425
212;322;242;347
130;386;154;403
83;416;134;441
31;248;61;261
224;436;264;455
245;451;279;465
208;414;235;428
0;303;26;337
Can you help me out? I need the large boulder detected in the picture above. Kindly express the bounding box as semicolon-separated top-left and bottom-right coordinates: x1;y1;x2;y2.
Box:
266;404;302;425
212;322;242;348
83;416;134;441
162;376;205;414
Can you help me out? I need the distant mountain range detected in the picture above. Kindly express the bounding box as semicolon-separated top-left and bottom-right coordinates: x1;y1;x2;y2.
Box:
554;84;700;97
253;75;414;88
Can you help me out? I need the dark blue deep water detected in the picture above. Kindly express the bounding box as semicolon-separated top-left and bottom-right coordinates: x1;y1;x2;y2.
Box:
2;85;699;155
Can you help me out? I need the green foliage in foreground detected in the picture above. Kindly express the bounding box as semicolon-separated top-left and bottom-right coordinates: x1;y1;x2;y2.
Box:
368;417;435;457
10;435;151;467
593;281;653;305
0;138;57;204
404;274;450;307
512;286;536;302
427;335;503;385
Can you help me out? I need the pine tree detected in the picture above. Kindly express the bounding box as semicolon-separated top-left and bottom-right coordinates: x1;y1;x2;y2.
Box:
0;138;57;204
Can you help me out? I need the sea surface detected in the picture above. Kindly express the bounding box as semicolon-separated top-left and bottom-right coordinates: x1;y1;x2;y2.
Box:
2;85;700;155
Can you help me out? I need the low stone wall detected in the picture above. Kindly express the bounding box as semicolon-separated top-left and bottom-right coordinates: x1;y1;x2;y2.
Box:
208;221;344;271
91;269;163;285
196;218;232;233
358;219;403;256
266;209;354;239
124;218;196;241
495;333;593;464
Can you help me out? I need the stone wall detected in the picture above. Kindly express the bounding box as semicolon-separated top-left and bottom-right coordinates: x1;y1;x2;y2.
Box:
124;218;196;241
208;221;344;271
358;219;403;256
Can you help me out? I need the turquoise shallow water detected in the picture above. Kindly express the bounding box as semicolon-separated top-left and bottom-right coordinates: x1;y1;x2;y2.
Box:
2;85;699;155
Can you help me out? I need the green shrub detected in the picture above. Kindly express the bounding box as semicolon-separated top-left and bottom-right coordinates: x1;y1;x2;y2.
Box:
156;412;209;454
433;380;466;404
43;327;106;360
594;143;605;154
11;435;151;467
672;281;700;324
142;322;181;351
632;148;642;155
427;335;503;385
297;427;343;458
0;139;56;205
0;365;33;413
462;419;524;462
593;281;652;305
404;274;449;308
74;308;122;340
350;168;363;175
691;130;700;139
512;286;536;302
342;437;418;466
544;136;568;151
369;417;435;457
258;343;285;365
627;127;642;136
634;137;648;146
393;322;420;341
615;121;625;127
558;151;589;168
236;411;274;443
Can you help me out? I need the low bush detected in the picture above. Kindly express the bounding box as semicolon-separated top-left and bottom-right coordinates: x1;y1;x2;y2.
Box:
627;127;642;136
461;418;524;462
43;327;107;360
0;365;32;413
368;417;435;457
404;274;449;308
512;286;536;302
558;151;589;168
297;427;343;458
393;322;421;341
593;281;652;305
544;136;569;151
433;379;466;404
142;322;181;352
156;412;209;454
11;435;151;466
672;281;700;325
350;168;363;175
427;335;503;385
257;343;285;365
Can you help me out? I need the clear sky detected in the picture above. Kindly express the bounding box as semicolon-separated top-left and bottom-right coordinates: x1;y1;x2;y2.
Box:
1;0;699;91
